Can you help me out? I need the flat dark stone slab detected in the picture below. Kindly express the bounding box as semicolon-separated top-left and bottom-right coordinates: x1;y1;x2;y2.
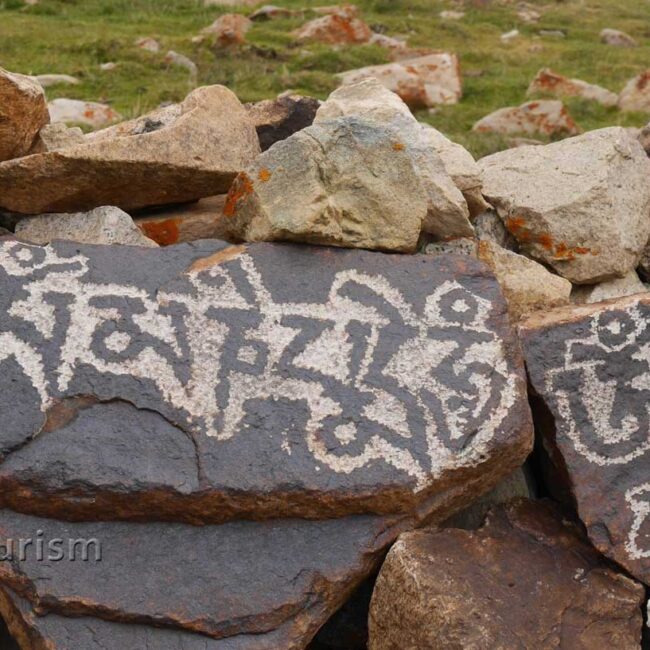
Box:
0;239;531;523
0;509;407;646
520;294;650;585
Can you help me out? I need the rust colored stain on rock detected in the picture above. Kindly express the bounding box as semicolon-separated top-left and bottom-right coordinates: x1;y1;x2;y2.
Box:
140;218;180;246
224;172;254;217
392;142;405;151
258;168;272;182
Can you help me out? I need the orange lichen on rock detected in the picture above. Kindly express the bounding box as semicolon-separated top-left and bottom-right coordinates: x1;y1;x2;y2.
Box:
224;172;254;217
258;168;272;182
392;142;405;151
140;218;180;246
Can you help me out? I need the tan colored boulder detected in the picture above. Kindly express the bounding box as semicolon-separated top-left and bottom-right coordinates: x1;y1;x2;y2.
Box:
479;127;650;284
15;206;158;247
338;53;462;108
618;71;650;113
0;67;49;162
293;12;372;44
135;37;161;52
224;116;429;252
478;240;572;321
48;98;121;129
369;499;645;650
473;100;579;137
135;195;232;245
31;123;85;153
0;85;260;214
202;13;252;46
571;270;646;304
313;4;359;18
315;79;473;238
527;68;618;107
600;28;636;47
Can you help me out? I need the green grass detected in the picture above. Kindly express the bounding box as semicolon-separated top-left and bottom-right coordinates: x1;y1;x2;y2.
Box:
2;0;650;157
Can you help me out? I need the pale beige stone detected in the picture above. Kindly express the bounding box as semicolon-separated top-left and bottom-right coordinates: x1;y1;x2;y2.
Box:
202;13;252;46
618;71;650;113
527;68;618;107
478;240;571;321
33;123;85;152
338;53;462;108
0;66;49;162
135;37;161;52
571;271;647;304
473;100;579;137
33;74;80;88
600;28;636;47
48;98;121;129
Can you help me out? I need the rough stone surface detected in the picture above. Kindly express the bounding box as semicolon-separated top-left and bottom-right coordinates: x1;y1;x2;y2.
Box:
32;122;85;152
478;240;572;321
424;237;477;258
618;71;650;113
0;85;260;214
338;53;462;108
638;241;650;282
33;73;80;88
135;195;231;245
293;13;372;44
368;499;645;649
520;294;650;585
164;50;198;78
250;5;302;20
0;67;49;162
0;239;532;522
202;13;252;47
0;509;407;649
314;79;473;238
473;100;579;137
135;36;160;52
246;94;321;151
47;98;121;128
15;206;159;247
572;270;646;304
224;117;429;251
601;28;637;47
479;127;650;284
474;209;519;252
527;68;618;107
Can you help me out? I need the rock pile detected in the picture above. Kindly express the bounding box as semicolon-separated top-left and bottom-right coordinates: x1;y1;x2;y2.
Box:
0;58;648;649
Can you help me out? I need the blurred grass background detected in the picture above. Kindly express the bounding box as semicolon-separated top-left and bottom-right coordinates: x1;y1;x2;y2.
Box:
1;0;649;157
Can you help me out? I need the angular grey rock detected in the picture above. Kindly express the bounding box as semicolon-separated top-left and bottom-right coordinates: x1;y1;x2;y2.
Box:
314;79;474;237
224;117;429;251
474;209;519;251
479;127;650;284
0;239;532;522
0;66;49;162
571;270;646;304
15;206;158;247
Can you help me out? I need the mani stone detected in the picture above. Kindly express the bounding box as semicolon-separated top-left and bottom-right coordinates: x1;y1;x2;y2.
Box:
314;79;474;238
479;127;650;284
0;239;532;523
368;499;645;650
15;206;158;247
0;85;260;214
527;68;618;108
0;66;49;162
519;293;650;585
472;100;579;137
0;509;408;649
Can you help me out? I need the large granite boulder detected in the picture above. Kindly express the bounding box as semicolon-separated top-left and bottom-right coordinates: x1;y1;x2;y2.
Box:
338;53;462;108
0;85;260;214
520;294;650;585
314;79;474;237
368;499;645;649
479;127;650;284
223;116;429;251
0;67;49;162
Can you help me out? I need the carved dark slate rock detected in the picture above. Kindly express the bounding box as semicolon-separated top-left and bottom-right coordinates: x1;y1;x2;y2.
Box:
520;294;650;585
0;509;407;648
368;499;645;650
0;239;531;523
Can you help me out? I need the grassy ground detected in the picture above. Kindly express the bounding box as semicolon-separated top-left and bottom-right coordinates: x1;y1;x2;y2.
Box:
1;0;650;157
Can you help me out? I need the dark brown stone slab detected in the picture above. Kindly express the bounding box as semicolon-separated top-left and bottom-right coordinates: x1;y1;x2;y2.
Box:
0;509;407;647
368;499;645;649
0;239;532;523
520;294;650;585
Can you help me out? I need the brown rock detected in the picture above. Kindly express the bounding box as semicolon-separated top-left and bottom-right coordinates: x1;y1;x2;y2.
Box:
0;85;260;214
369;499;645;649
473;100;579;137
478;239;572;321
527;68;618;108
338;53;462;108
134;195;232;245
293;12;372;44
520;294;650;585
202;13;252;47
246;94;321;151
0;67;49;162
